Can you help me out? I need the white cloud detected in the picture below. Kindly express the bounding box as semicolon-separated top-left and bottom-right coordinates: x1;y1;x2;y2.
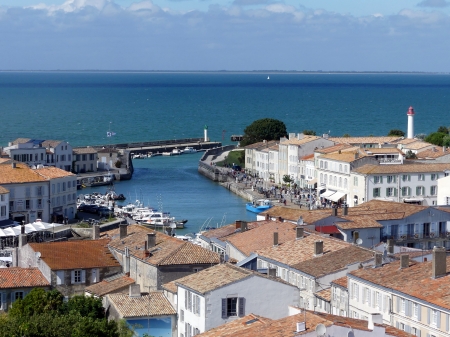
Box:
29;0;110;12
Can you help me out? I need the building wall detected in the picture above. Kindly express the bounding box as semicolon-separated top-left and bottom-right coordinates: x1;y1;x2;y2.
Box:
49;175;77;220
331;284;349;317
437;175;450;205
0;191;9;222
227;243;247;262
0;286;50;312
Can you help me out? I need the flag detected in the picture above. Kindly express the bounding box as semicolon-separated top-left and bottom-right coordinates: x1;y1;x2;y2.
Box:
107;132;116;137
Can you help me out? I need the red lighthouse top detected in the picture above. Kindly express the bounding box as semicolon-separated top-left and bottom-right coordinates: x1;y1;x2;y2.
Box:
407;106;415;115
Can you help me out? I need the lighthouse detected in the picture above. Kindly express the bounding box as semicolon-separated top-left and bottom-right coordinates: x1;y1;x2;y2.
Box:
204;125;208;142
407;106;415;139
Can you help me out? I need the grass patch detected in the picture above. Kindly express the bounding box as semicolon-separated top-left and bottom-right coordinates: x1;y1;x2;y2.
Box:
216;149;245;167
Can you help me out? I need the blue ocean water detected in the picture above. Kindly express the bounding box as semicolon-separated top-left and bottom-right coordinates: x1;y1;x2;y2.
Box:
1;72;450;232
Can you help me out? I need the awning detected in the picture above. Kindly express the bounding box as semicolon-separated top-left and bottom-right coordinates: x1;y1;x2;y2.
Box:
315;225;341;234
307;178;317;186
404;198;424;202
320;190;336;198
328;191;346;202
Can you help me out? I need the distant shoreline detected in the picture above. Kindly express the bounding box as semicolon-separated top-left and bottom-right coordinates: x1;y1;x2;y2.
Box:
0;70;448;75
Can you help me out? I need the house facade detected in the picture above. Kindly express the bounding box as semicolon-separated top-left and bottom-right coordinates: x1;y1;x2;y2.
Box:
73;147;98;173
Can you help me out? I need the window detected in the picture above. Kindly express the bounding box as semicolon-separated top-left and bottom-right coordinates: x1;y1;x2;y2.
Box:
180;309;184;322
402;174;411;182
430;186;437;195
222;297;245;318
15;292;24;301
36;186;43;196
9;201;14;211
365;288;370;304
387;175;397;183
352;283;359;300
418;174;425;181
74;270;81;283
0;206;5;217
373;188;381;197
71;270;85;284
432;309;438;326
386;187;397;197
402;187;411;197
416;186;425;196
431;174;438;181
25;200;30;209
376;292;380;308
401;298;406;313
354;177;358;186
413;303;419;318
374;176;383;184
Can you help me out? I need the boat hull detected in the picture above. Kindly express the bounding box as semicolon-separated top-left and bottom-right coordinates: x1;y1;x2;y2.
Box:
246;203;272;214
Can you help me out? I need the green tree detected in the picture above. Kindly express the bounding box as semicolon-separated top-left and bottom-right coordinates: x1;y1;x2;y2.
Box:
443;135;450;147
405;150;417;159
387;129;405;137
437;126;449;134
303;129;316;136
63;295;105;319
282;175;293;185
240;118;287;147
343;133;351;137
425;132;447;146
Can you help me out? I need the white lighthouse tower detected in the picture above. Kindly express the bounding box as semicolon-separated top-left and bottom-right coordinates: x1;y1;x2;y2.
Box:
407;106;415;139
204;125;208;142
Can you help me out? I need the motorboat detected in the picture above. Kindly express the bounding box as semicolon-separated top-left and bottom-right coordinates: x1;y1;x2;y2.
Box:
182;146;197;154
140;212;187;229
246;199;273;213
172;148;182;155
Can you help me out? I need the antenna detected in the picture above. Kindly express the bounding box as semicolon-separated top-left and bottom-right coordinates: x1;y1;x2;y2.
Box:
315;323;326;337
356;238;363;246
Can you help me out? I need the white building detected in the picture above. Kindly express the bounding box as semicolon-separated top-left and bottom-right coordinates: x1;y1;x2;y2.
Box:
437;175;450;205
3;140;47;167
173;263;299;336
244;140;277;176
0;186;9;226
351;163;450;206
349;247;450;337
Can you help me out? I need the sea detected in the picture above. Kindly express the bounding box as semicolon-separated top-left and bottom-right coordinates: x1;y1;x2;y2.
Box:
1;71;450;233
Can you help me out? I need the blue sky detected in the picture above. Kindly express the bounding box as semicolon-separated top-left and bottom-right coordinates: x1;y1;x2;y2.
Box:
2;0;450;71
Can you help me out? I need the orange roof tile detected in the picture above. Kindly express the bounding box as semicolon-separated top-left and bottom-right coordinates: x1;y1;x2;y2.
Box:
353;162;450;174
260;206;332;223
0;163;47;184
108;292;176;317
197;314;273;337
106;225;220;266
332;276;348;289
29;239;120;270
0;186;9;194
200;221;267;240
315;144;354;154
85;275;135;297
315;288;331;301
34;166;75;179
329;136;402;144
0;267;50;288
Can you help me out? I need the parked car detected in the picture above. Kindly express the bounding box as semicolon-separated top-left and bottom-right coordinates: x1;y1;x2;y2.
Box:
232;165;242;172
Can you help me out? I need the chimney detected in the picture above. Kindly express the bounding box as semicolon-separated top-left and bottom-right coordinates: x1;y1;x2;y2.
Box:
296;322;306;332
129;284;141;298
277;216;283;222
12;162;16;169
124;247;130;273
273;232;279;246
374;252;382;267
354;151;359;160
119;224;128;240
147;232;156;249
342;205;348;216
93;224;100;240
19;233;27;248
296;227;304;240
241;221;248;232
268;268;276;277
265;213;270;221
400;254;409;269
387;239;394;254
235;220;242;229
21;224;25;234
432;246;447;279
314;241;324;256
332;208;338;216
368;314;383;330
353;231;359;244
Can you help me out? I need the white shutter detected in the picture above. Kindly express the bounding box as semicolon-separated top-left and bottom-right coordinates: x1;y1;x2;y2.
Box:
71;270;75;284
56;271;64;285
81;270;86;283
0;292;5;310
91;269;98;283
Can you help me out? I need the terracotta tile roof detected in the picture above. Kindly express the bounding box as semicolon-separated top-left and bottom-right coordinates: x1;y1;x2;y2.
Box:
34;166;75;179
201;221;266;240
10;138;32;145
198;310;411;337
173;263;292;295
331;276;348;289
0;186;9;194
315;144;354;154
197;314;273;337
161;280;178;293
0;267;50;289
403;141;433;150
353;162;450;174
226;221;298;256
315;288;331;301
0;163;47;184
301;154;314;160
319;151;366;163
98;148;119;153
280;135;320;146
335;216;384;230
393;138;419;145
256;233;374;277
28;239;120;270
73;147;98;154
416;146;450;159
85;275;135;297
107;292;176;317
260;206;332;223
41;140;64;148
244;140;278;150
350;200;427;218
435;206;450;214
329;136;402;144
363;148;404;154
106;225;220;266
349;257;450;310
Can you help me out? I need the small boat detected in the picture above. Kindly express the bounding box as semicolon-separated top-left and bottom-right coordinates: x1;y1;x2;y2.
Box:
182;146;197;154
246;199;273;213
172;148;182;155
267;76;270;80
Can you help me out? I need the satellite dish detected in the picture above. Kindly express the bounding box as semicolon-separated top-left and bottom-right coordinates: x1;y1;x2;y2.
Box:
356;238;363;245
315;323;327;337
383;249;388;259
35;252;41;259
297;216;304;226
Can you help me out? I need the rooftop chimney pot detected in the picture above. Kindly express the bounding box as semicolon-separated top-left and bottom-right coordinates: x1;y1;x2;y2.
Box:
314;240;324;256
296;227;304;240
273;232;279;246
400;254;409;269
432;246;446;279
147;232;156;249
119;224;128;240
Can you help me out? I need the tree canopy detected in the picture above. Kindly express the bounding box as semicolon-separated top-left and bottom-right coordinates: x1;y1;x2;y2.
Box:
303;130;316;136
425;132;447;146
0;289;132;337
387;129;405;137
240;118;287;147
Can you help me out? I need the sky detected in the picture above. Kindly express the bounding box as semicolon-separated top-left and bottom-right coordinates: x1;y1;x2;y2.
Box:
1;0;450;71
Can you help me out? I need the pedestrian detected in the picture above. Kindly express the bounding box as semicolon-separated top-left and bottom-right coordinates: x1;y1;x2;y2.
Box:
283;199;286;206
